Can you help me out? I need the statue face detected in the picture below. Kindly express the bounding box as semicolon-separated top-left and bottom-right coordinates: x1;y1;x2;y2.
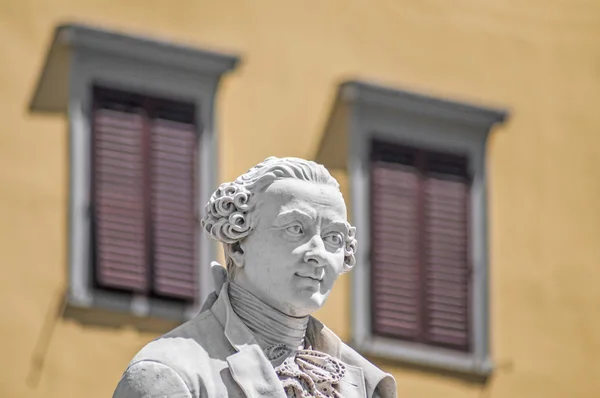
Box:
234;178;348;317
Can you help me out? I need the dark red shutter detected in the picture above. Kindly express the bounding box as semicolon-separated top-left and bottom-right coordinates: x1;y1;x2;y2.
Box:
370;142;471;351
93;107;149;293
150;116;197;300
370;154;421;340
423;156;471;350
92;87;198;302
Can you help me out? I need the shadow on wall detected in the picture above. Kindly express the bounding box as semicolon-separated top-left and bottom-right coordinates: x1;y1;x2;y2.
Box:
26;287;180;388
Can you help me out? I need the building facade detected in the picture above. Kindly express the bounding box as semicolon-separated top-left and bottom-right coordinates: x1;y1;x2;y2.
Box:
1;1;600;397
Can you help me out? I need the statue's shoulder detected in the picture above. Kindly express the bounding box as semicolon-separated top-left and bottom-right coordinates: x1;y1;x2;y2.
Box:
123;309;232;391
135;308;230;362
114;310;226;397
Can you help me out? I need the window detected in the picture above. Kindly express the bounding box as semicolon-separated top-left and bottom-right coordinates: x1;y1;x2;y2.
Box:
92;87;198;301
316;80;507;375
370;141;471;352
29;24;239;320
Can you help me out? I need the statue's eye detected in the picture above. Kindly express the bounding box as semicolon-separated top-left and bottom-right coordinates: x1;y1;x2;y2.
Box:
324;233;343;247
285;224;304;236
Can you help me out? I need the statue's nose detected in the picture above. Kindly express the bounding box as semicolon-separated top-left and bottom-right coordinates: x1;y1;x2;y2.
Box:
303;234;327;267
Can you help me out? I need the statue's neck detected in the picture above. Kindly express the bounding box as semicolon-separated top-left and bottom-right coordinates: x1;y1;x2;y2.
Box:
228;282;309;350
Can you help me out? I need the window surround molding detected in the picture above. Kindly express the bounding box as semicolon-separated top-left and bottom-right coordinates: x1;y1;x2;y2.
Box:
30;23;239;321
318;80;508;376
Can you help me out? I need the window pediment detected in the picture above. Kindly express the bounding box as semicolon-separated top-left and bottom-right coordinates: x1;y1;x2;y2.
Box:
30;23;239;114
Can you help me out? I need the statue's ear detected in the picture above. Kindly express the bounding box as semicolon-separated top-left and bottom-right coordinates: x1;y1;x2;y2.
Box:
229;241;245;268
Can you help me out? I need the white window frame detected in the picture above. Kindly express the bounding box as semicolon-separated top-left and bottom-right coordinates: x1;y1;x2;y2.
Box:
30;24;239;321
321;80;507;376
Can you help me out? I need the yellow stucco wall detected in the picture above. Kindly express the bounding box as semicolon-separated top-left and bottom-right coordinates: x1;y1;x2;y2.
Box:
1;0;600;397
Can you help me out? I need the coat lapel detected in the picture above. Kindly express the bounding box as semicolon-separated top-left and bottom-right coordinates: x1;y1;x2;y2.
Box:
306;317;367;398
307;317;397;398
227;345;287;398
338;364;368;398
211;283;286;398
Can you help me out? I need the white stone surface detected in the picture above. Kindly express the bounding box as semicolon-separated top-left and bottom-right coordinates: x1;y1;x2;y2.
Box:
113;157;396;398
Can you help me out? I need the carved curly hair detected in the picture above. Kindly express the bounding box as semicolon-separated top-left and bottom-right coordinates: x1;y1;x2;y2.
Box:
201;156;357;278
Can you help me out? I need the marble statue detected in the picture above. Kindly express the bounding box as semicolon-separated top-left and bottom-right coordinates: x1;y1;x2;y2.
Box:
113;157;397;398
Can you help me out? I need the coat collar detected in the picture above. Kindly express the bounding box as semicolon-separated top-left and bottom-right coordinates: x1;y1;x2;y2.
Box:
209;282;366;398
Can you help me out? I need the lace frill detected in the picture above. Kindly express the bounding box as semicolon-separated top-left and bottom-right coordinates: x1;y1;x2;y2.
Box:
265;345;346;398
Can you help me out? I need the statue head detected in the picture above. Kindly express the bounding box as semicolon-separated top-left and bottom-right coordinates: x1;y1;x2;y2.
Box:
201;156;357;317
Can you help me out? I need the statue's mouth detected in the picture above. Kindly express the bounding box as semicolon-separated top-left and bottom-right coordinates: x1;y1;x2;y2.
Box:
295;273;323;282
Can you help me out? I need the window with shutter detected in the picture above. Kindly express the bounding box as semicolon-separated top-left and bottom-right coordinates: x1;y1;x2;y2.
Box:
370;141;471;352
92;87;198;302
29;24;237;323
314;80;505;374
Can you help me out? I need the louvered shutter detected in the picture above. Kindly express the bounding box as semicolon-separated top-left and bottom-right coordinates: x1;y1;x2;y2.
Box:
370;142;471;351
423;156;471;350
370;145;421;340
93;106;149;293
150;114;198;300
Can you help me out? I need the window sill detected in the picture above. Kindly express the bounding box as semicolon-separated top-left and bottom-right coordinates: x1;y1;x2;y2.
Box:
352;336;493;377
65;288;199;332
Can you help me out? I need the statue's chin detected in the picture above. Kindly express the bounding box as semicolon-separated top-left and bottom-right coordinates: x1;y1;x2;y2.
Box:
279;291;328;318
